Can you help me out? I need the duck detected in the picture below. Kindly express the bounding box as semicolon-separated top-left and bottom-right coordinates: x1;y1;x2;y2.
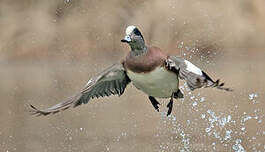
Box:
30;25;231;116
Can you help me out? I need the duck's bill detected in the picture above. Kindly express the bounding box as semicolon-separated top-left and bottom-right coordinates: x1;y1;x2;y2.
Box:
121;35;131;43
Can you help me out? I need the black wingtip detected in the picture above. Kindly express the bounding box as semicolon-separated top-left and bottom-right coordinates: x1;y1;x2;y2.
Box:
202;71;233;92
214;79;233;92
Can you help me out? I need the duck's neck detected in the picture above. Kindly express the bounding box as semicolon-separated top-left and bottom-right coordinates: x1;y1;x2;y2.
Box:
130;45;148;56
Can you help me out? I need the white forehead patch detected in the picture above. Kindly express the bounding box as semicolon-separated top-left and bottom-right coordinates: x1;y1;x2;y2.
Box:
184;60;203;76
126;25;136;35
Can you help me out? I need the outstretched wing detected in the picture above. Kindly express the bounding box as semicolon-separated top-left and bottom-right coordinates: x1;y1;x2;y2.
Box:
166;56;232;91
30;63;131;116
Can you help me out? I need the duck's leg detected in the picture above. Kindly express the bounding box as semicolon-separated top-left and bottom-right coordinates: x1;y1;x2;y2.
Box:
148;96;160;112
167;94;174;116
167;90;184;116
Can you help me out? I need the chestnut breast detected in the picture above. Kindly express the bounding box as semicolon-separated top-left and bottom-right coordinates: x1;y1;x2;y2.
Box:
123;47;167;73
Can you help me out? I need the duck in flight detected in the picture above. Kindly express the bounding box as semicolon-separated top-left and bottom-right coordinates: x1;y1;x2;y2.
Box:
30;25;231;116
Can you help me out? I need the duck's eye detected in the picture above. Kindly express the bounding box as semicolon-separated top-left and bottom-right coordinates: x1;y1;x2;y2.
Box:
134;29;141;36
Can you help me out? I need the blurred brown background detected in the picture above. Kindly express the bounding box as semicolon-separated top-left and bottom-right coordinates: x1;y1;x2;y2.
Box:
0;0;264;151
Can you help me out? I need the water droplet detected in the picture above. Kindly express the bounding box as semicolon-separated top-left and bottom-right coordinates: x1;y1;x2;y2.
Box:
248;93;258;100
224;130;232;141
200;97;205;102
205;128;211;133
242;115;252;122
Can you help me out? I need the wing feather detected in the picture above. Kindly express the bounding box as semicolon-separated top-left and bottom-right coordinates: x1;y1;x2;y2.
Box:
167;56;232;91
30;63;131;116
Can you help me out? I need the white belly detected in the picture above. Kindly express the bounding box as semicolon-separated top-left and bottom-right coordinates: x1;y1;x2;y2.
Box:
127;67;179;98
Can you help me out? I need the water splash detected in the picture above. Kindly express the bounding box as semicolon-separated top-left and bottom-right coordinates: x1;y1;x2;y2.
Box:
232;139;246;152
248;93;259;104
155;83;264;151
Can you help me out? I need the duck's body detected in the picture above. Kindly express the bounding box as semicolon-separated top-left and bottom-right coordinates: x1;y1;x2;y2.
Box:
30;25;231;116
123;47;178;98
127;65;179;98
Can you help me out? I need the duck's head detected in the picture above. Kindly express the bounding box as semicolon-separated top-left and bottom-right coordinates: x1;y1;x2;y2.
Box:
121;25;146;51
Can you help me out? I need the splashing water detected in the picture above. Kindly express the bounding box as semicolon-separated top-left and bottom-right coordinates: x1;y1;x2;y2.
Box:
154;81;264;151
248;93;259;104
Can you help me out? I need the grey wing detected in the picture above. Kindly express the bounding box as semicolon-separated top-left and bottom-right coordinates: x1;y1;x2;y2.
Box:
166;56;232;91
30;63;131;116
